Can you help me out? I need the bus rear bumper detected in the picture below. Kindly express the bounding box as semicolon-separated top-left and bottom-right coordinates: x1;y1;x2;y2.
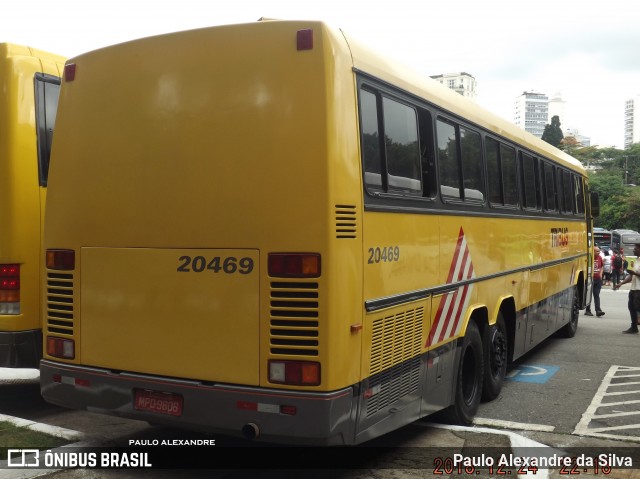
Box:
0;330;42;368
40;360;357;445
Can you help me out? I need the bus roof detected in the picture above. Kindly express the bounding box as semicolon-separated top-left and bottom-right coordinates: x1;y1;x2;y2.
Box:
0;42;66;63
339;27;585;174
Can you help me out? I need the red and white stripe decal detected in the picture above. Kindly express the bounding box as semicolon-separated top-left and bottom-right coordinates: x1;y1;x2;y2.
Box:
426;227;475;347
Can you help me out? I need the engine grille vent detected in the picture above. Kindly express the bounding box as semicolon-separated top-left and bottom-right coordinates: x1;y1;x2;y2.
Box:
46;271;75;336
269;281;320;357
335;205;357;239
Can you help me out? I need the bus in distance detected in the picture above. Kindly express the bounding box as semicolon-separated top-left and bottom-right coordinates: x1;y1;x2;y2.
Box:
0;43;65;368
40;20;596;445
593;228;612;252
612;229;640;257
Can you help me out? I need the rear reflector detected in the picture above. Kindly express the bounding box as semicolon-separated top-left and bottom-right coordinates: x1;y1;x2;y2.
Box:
46;249;75;270
268;253;320;278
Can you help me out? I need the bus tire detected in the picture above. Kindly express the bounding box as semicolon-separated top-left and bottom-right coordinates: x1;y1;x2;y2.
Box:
482;314;508;401
445;320;484;425
558;287;579;338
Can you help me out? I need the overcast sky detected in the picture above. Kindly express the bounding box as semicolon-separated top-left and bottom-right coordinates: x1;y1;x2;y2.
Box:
3;0;639;148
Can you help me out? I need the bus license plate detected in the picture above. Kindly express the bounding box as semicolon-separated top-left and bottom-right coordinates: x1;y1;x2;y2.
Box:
134;389;183;417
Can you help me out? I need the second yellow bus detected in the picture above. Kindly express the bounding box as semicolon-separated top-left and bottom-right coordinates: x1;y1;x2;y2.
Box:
0;43;65;368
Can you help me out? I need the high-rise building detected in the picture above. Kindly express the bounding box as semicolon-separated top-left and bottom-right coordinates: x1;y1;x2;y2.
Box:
548;92;566;128
430;72;477;100
513;91;548;138
624;95;640;149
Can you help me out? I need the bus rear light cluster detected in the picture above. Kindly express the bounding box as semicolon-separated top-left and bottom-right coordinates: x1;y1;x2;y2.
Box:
0;264;20;314
47;336;75;359
268;253;320;278
269;360;320;386
46;249;75;270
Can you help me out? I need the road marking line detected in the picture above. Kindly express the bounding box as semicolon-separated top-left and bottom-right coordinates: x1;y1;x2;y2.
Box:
574;364;640;442
472;417;555;432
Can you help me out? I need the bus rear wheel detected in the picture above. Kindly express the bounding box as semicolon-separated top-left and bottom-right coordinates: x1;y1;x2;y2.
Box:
482;314;507;401
558;286;579;338
445;320;484;425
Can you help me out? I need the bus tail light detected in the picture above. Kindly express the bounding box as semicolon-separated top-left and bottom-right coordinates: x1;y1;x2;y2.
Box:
47;336;75;359
46;249;75;270
269;360;320;386
0;264;20;314
268;253;320;278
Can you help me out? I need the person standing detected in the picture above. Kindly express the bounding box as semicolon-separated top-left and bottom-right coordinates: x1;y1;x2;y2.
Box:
603;250;612;286
613;243;640;334
612;249;623;287
585;246;605;317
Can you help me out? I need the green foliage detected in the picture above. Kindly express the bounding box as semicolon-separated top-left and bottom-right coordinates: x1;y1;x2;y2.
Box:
0;421;69;459
584;144;640;230
542;115;564;148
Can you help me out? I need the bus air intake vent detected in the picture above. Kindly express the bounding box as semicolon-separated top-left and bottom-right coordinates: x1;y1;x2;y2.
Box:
369;307;423;376
335;205;357;239
269;281;319;357
365;356;421;417
46;271;75;336
365;305;423;417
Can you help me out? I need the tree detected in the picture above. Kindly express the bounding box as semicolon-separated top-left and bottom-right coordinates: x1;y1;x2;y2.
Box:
541;115;564;149
560;135;581;157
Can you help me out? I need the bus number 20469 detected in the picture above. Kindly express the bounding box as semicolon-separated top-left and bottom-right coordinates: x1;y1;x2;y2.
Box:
368;246;400;264
177;256;254;274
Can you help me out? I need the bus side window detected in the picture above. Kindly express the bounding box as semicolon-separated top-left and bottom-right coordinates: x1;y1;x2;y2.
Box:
501;144;518;206
541;161;557;212
418;109;436;198
382;97;422;195
34;73;61;187
520;152;540;210
459;126;483;202
436;118;460;200
562;170;573;213
436;118;484;203
574;174;585;215
360;89;384;193
486;138;502;204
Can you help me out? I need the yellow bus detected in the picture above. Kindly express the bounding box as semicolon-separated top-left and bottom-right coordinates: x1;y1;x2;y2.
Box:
40;20;596;445
0;43;65;368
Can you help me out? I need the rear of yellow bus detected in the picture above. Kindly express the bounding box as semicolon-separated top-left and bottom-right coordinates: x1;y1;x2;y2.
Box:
0;44;64;368
40;21;366;444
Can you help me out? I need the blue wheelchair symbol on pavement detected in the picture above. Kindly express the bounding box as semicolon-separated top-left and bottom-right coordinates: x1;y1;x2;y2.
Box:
506;365;559;384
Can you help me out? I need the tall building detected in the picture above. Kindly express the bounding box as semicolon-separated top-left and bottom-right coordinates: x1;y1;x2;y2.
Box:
548;92;566;128
513;91;549;138
430;72;477;100
624;95;640;149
